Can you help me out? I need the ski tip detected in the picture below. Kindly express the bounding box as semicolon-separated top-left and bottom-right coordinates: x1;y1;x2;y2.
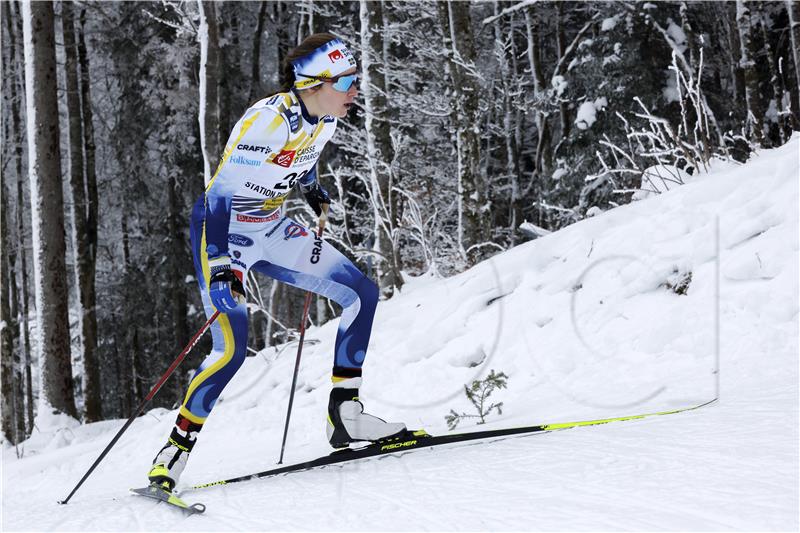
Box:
189;503;206;514
130;485;206;515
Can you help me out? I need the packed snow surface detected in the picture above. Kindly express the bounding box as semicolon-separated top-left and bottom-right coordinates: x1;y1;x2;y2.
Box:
3;136;799;530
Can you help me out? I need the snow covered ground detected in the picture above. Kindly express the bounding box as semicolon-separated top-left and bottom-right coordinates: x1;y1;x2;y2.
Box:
3;136;798;531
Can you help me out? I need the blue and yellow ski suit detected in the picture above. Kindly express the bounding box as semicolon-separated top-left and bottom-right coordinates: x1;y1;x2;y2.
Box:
179;89;377;429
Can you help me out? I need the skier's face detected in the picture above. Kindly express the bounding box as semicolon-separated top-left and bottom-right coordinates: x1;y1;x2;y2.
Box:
317;68;358;118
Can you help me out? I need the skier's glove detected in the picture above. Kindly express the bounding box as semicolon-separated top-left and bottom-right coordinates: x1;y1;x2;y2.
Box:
207;256;244;313
300;181;330;217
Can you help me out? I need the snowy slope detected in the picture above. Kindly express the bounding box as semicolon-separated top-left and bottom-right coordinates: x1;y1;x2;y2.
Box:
3;136;798;531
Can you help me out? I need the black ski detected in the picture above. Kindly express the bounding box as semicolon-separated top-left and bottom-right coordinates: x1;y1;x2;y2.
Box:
188;398;716;492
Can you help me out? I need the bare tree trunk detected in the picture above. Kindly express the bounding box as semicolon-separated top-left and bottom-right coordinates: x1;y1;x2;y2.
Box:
112;331;129;416
77;8;98;268
786;0;800;92
61;0;84;402
508;13;525;227
10;282;26;441
2;176;27;443
198;0;221;185
756;3;786;144
76;6;100;421
787;0;800;124
266;280;279;346
274;2;291;90
121;209;131;269
438;0;488;265
218;4;238;139
249;1;269;103
3;6;27;440
2;175;21;444
22;0;77;418
524;8;552;178
736;0;766;146
721;2;746;106
306;0;316;36
166;175;189;402
360;0;402;295
131;329;145;404
315;294;328;326
491;2;522;244
62;0;101;422
1;169;24;445
1;74;25;439
679;2;698;72
296;1;312;44
555;2;570;143
18;162;33;434
4;0;34;436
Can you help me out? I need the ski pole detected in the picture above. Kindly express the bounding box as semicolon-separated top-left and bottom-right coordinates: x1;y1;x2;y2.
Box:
58;310;220;505
278;205;329;464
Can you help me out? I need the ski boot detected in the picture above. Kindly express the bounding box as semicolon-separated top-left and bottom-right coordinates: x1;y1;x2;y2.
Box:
326;377;407;448
147;415;202;492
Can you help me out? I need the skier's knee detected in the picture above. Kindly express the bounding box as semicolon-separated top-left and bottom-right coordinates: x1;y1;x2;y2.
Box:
358;275;379;305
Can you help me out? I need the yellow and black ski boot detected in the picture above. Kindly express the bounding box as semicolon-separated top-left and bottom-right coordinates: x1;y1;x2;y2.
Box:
147;416;201;491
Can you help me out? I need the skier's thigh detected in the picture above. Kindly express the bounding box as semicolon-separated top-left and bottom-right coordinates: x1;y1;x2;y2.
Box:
264;219;350;277
224;228;264;280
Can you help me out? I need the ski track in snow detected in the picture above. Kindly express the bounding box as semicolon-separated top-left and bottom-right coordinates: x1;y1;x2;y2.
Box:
4;395;796;531
2;136;798;531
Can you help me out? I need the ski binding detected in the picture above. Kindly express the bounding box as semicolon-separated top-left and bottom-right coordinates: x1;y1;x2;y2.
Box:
130;483;206;514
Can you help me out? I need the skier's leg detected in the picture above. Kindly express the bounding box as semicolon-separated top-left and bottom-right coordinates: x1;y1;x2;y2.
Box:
148;197;252;490
254;218;406;447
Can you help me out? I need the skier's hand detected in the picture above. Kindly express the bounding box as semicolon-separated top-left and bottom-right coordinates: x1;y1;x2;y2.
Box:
300;181;330;217
207;257;244;313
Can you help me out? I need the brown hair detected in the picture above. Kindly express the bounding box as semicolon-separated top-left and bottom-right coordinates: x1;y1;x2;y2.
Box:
280;32;340;91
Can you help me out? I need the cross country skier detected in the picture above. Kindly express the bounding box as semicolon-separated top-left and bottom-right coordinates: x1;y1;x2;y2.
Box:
147;33;407;492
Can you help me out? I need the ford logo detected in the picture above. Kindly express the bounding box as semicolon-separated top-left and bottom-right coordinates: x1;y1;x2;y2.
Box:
228;233;254;247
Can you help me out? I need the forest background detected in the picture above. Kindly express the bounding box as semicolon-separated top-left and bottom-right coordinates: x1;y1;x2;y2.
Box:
1;0;798;445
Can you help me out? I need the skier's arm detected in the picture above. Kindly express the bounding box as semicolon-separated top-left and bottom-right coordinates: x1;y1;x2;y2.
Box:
298;165;330;216
297;165;318;188
204;108;288;312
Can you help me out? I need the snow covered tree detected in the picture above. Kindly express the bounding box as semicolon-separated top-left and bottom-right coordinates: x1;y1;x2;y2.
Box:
198;0;221;184
1;177;21;443
76;9;101;413
247;2;270;103
438;1;490;265
359;0;403;295
736;0;767;146
788;0;800;123
3;0;797;427
22;0;77;418
2;0;34;437
61;0;101;422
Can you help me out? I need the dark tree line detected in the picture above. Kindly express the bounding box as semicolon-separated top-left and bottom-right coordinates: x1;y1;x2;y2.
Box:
1;0;797;442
